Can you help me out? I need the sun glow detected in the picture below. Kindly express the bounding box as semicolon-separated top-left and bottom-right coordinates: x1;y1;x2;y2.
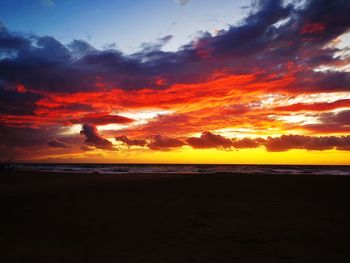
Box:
117;110;173;125
273;114;320;125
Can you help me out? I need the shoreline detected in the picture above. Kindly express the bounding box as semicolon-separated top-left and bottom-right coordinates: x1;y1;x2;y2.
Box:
2;169;350;178
1;171;350;262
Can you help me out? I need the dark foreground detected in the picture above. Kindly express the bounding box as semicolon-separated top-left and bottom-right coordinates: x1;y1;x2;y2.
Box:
1;172;349;263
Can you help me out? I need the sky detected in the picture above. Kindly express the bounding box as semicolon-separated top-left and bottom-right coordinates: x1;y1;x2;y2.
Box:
0;0;249;53
1;0;350;164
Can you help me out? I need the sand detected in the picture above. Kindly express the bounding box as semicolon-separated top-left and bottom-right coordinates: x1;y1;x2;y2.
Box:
0;171;349;263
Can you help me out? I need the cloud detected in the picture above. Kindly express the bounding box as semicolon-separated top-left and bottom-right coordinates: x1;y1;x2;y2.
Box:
301;23;326;34
186;131;234;149
147;135;185;150
80;124;113;150
264;134;350;152
138;35;173;53
0;124;86;161
318;110;350;126
71;113;134;126
303;110;350;133
115;135;147;147
114;132;350;152
115;134;185;150
0;85;43;115
68;39;95;57
186;133;350;152
1;0;350;160
274;99;350;112
232;137;263;148
0;124;60;148
0;0;349;96
47;138;68;148
176;0;190;6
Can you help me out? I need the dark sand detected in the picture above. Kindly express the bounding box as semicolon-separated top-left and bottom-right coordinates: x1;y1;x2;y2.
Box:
0;171;349;263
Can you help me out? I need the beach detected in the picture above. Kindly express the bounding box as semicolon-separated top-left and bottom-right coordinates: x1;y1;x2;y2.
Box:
1;171;349;263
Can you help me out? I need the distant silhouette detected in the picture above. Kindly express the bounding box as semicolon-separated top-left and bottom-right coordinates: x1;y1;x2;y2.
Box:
0;159;16;172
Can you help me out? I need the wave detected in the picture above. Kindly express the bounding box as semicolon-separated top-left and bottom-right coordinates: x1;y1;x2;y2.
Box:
13;164;350;176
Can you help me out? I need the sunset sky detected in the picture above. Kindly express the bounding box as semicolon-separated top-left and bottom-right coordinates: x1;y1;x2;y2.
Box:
1;0;350;164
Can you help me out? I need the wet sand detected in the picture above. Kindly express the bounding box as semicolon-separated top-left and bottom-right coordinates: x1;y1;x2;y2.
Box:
1;171;349;263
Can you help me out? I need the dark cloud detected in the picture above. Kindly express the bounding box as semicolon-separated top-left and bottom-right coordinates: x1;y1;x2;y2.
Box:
176;0;190;6
319;110;350;125
184;133;350;151
0;124;76;160
0;24;30;51
264;134;350;152
67;39;95;57
0;85;42;115
80;124;113;150
290;71;350;93
114;132;350;152
138;35;173;53
0;0;348;96
115;135;147;147
303;110;350;133
186;131;234;149
0;124;84;149
46;138;68;148
232;137;263;148
206;0;292;58
0;124;61;148
147;135;185;150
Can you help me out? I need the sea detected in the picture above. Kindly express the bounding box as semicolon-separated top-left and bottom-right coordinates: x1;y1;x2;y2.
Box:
12;163;350;176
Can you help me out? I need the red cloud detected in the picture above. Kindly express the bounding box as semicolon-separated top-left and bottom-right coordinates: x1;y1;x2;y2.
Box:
16;84;27;93
71;113;134;126
301;23;326;34
274;99;350;112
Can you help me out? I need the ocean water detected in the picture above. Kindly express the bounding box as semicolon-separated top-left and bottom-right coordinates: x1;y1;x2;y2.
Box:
13;164;350;176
